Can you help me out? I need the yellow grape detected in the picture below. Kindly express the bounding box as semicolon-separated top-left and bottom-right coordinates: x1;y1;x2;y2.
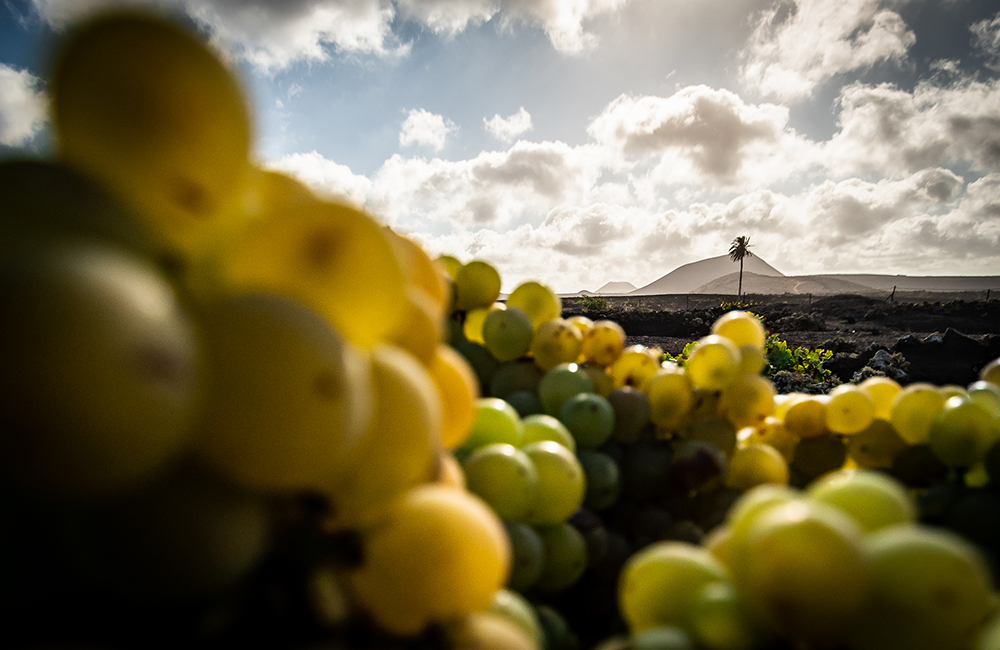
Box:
781;394;828;439
740;416;798;462
51;12;253;259
581;320;627;367
387;287;445;365
531;318;584;371
212;199;408;348
428;344;480;449
725;443;789;490
567;314;594;337
737;344;766;376
349;485;510;636
464;303;504;345
581;363;615;397
860;376;902;421
385;228;449;312
448;612;539;650
454;260;502;311
846;419;908;470
610;345;662;391
711;311;766;349
645;363;694;434
806;469;915;533
435;452;467;490
685;335;741;392
980;357;1000;386
826;384;876;435
890;383;947;445
506;281;562;329
718;374;776;430
324;344;442;530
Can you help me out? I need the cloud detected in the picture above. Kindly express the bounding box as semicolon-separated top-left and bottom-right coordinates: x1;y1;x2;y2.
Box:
30;0;634;72
398;108;458;152
827;78;1000;176
587;85;818;186
971;11;1000;71
484;107;533;143
266;150;373;206
740;0;916;102
0;64;48;147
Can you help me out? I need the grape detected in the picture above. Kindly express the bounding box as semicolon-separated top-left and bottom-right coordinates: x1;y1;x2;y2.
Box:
928;395;998;468
539;363;595;416
536;605;578;650
646;364;695;434
686;581;758;650
522;441;586;525
737;500;869;643
736;344;766;376
213;199;408;348
428;344;480;449
846;418;908;469
618;541;729;632
385;228;449;311
582;363;616;397
454;260;502;311
192;292;374;492
348;485;510;636
806;469;915;532
567;314;595;337
531;318;584;371
483;306;535;362
610;345;662;392
684;415;738;458
535;522;588;592
967;380;1000;419
849;525;995;650
890;443;950;488
506;281;561;330
464;303;502;345
436;451;467;489
710;311;766;349
489;589;544;646
607;387;653;444
323;345;441;529
436;254;462;280
718;374;776;430
860;376;902;421
980;357;1000;386
670;440;727;492
620;440;674;501
739;416;797;462
684;336;741;392
490;359;544;400
51;12;253;259
781;394;828;439
449;612;538;650
454;340;500;390
521;413;577;452
504;521;546;592
0;241;200;497
463;397;525;451
721;483;801;577
941;384;969;399
825;384;876;435
725;444;789;490
890;382;947;445
387;286;444;365
560;393;616;449
790;433;847;485
506;389;545;417
631;626;696;650
463;444;539;521
577;450;621;511
581;320;627;367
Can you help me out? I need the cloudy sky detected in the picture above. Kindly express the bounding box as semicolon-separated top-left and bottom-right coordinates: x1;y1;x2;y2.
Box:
2;0;999;292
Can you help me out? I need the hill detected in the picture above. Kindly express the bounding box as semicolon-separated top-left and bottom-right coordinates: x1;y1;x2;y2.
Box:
632;254;784;295
693;272;876;295
595;281;637;294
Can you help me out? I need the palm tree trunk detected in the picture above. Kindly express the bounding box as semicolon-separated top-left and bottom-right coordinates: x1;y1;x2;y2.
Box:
738;258;744;297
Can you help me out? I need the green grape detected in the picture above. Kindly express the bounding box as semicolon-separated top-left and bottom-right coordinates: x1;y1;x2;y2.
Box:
967;380;1000;419
505;390;544;418
860;376;902;420
685;415;739;457
535;522;588;592
464;303;502;345
975;610;1000;650
790;433;847;485
846;419;908;469
739;416;796;462
192;292;373;492
618;541;730;632
631;626;697;650
482;306;534;362
941;384;969;399
684;335;741;392
737;500;869;643
539;363;595;416
455;340;500;390
736;344;766;376
718;374;776;430
928;395;999;468
489;359;544;400
582;362;615;396
559;393;616;449
536;605;576;650
504;521;546;592
463;444;539;521
610;345;661;391
449;612;538;650
0;241;200;497
890;443;950;488
51;12;252;259
489;589;544;646
621;439;674;500
608;387;652;444
806;469;915;532
723;484;801;576
520;414;577;452
781;394;829;439
577;450;621;511
710;311;765;349
506;281;562;329
522;441;586;525
454;260;502;311
890;382;947;445
531;318;584;371
980;357;1000;386
646;363;694;434
686;581;758;650
581;320;627;367
849;524;995;650
725;444;789;490
462;398;525;451
437;254;462;280
826;384;876;435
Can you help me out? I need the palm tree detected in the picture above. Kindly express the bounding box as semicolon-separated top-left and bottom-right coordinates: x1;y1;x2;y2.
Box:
729;236;754;297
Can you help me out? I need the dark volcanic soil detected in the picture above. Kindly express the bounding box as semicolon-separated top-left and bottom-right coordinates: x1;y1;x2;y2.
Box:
561;293;1000;388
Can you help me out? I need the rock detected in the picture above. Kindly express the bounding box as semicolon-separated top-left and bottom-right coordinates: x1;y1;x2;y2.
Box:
893;328;994;385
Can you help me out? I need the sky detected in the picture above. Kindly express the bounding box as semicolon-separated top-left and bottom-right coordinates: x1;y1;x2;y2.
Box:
1;0;999;293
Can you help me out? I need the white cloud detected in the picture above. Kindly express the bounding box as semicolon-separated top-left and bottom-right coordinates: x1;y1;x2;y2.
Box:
971;11;1000;71
266;150;374;207
484;107;533;143
0;64;48;147
499;0;632;54
398;108;458;152
827;78;1000;176
740;0;915;101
